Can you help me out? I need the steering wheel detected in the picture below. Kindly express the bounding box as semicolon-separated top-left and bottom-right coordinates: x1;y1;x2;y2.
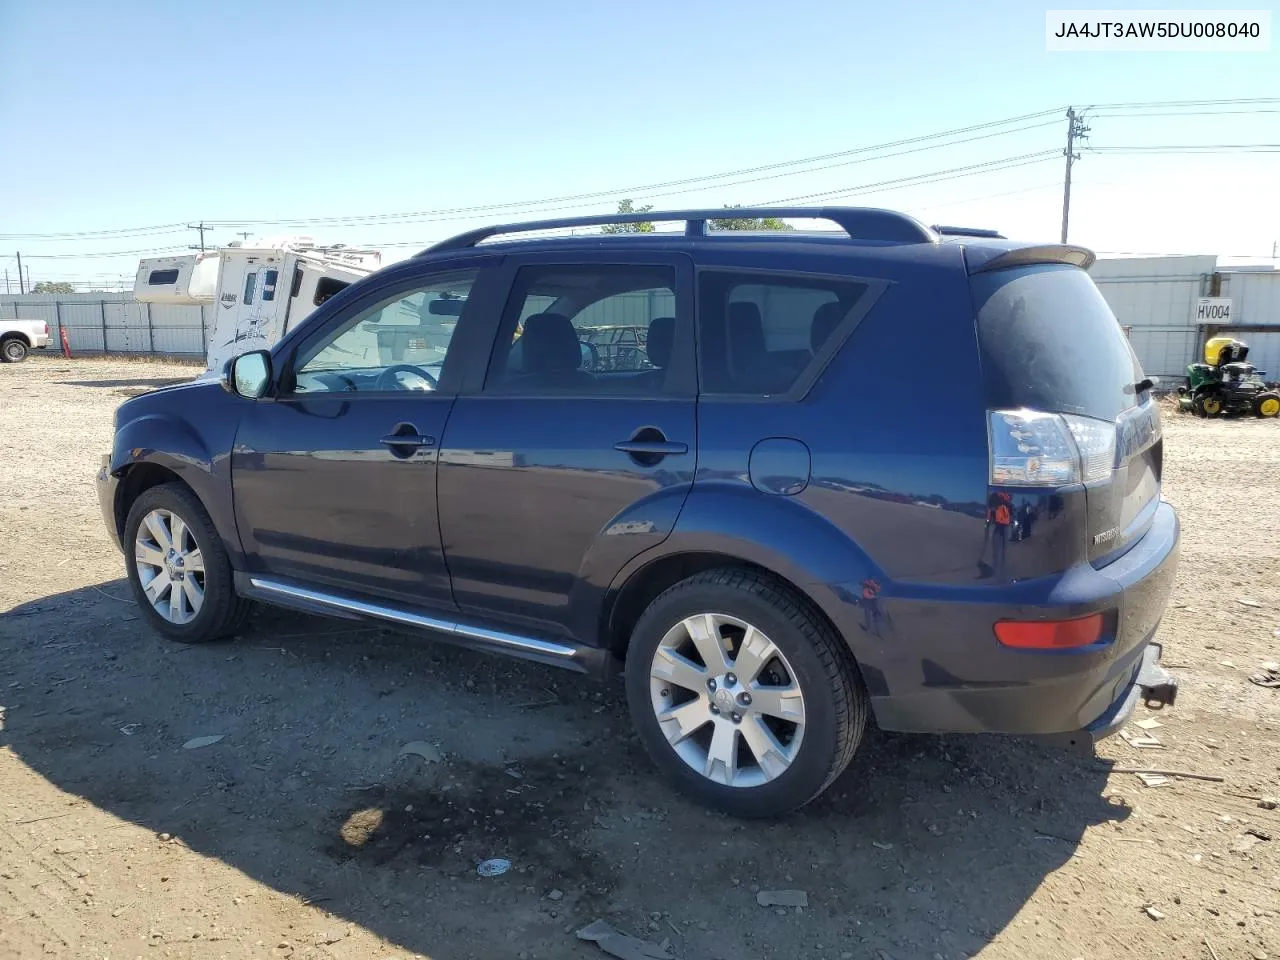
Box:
375;364;437;392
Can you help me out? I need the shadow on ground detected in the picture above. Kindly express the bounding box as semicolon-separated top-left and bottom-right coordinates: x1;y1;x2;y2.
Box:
2;584;1129;959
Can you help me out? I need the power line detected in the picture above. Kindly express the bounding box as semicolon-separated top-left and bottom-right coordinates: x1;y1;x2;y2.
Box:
762;151;1061;204
1089;144;1280;153
2;108;1069;243
5;96;1274;244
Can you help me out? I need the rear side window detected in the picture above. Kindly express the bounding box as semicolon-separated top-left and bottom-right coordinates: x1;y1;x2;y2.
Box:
973;264;1143;422
148;269;179;285
486;264;683;396
698;272;870;395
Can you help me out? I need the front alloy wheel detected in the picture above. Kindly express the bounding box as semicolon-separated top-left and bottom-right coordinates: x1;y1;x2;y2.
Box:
134;508;205;624
123;481;252;643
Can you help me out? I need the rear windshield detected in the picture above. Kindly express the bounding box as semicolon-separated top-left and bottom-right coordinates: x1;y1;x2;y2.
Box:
972;263;1143;422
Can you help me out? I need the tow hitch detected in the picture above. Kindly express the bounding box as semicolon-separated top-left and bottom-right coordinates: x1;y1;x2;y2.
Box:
1136;642;1177;709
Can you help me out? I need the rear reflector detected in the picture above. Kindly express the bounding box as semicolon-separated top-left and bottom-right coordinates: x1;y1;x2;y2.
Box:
994;613;1105;649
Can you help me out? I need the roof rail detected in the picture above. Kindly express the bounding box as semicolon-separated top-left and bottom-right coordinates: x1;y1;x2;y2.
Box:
421;206;938;255
932;224;1006;239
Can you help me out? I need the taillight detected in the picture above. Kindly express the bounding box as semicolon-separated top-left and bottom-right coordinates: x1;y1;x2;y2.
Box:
988;409;1116;487
42;322;49;336
994;613;1105;649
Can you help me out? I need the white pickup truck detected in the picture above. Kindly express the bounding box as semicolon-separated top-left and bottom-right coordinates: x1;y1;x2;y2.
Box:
0;319;51;362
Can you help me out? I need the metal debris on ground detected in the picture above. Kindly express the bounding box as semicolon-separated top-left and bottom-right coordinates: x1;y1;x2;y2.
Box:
476;858;511;877
119;723;140;735
181;735;223;750
397;740;442;763
576;919;673;960
1247;663;1280;688
1120;729;1164;749
1143;906;1166;920
1137;773;1171;788
1135;718;1163;730
757;889;809;908
1106;765;1225;782
1236;598;1263;608
871;841;893;850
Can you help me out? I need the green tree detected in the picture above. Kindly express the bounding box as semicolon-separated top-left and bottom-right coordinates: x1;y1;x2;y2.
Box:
33;281;75;294
601;199;655;234
709;204;795;232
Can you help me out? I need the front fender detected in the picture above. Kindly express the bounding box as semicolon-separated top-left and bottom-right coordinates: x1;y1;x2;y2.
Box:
111;410;242;566
606;483;894;696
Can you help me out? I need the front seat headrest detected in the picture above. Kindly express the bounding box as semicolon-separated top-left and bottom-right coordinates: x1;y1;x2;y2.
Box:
520;313;582;372
647;317;675;369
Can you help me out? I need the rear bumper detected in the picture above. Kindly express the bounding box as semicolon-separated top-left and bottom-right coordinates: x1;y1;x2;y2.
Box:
32;334;50;349
1030;640;1177;753
866;500;1180;740
97;456;122;552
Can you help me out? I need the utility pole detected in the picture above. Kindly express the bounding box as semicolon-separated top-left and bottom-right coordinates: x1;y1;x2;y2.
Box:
3;269;8;294
1060;107;1089;244
15;251;25;294
187;221;213;253
236;231;252;242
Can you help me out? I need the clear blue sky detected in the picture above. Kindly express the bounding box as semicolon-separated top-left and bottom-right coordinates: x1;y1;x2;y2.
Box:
2;0;1277;288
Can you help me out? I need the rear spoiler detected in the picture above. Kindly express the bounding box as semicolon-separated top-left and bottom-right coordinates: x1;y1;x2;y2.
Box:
967;244;1096;274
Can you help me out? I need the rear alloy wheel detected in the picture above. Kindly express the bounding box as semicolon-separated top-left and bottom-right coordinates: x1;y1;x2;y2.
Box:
1255;393;1280;418
625;568;867;817
1;337;28;362
123;482;252;642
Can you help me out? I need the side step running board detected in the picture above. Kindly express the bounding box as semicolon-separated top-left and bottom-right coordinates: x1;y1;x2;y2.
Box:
239;575;595;673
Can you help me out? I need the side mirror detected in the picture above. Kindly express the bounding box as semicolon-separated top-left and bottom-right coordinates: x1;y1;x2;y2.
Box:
222;350;272;398
579;339;600;372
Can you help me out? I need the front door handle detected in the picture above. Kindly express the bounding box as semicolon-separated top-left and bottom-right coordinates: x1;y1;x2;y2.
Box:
613;440;688;456
380;422;435;459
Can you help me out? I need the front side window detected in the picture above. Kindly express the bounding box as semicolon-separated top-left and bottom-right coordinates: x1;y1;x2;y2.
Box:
148;268;179;285
698;271;871;395
486;264;679;395
291;269;477;394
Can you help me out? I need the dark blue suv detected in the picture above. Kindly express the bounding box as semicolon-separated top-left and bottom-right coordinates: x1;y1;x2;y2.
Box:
97;207;1179;817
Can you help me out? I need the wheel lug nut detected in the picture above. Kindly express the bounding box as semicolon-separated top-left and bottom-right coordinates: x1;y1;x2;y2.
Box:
726;673;737;686
738;692;752;706
730;713;741;723
707;679;717;692
709;704;719;715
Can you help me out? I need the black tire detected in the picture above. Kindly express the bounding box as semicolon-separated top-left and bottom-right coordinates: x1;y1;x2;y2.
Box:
624;567;867;818
1254;392;1280;418
1193;392;1222;418
1;337;28;363
123;481;252;643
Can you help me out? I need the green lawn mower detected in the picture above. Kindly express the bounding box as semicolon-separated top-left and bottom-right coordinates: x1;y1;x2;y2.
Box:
1178;336;1280;418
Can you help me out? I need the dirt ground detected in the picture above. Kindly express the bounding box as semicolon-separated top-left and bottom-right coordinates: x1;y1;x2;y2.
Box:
1;354;1277;960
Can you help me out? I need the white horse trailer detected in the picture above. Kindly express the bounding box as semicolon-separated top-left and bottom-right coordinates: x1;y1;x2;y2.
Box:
135;239;380;372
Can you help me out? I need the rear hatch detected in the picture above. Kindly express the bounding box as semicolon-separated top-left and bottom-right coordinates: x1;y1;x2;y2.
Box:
971;262;1162;564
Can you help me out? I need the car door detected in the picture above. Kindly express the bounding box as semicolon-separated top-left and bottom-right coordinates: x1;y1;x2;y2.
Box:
231;257;503;609
437;252;697;639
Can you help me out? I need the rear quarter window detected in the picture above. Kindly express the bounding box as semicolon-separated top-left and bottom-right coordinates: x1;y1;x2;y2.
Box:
698;271;871;396
972;263;1143;422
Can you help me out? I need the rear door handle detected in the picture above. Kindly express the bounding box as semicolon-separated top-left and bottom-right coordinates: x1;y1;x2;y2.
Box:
613;440;688;455
380;434;435;448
